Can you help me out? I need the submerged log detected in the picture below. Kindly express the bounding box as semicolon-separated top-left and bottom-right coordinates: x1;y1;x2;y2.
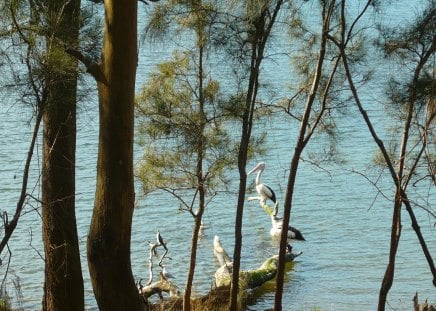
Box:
213;235;302;288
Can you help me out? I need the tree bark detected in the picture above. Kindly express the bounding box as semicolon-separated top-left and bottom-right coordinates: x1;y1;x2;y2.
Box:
87;0;142;309
378;192;402;311
332;2;435;308
230;3;283;309
274;2;332;309
41;0;84;310
183;34;207;311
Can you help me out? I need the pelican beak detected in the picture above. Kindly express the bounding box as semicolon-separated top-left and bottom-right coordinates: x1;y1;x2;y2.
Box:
247;163;260;175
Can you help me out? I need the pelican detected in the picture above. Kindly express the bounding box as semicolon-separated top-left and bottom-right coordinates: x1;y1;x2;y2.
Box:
270;214;305;241
161;265;175;281
247;162;278;207
213;235;231;267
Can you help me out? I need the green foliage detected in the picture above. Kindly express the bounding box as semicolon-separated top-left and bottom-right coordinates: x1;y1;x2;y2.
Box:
144;0;218;45
0;299;11;311
0;286;11;311
381;1;435;59
136;51;236;200
376;0;435;187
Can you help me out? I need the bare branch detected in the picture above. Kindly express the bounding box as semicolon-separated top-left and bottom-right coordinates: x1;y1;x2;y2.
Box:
351;168;393;204
0;109;43;255
64;46;106;84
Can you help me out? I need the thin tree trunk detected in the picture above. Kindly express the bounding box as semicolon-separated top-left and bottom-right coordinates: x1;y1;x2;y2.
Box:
183;198;205;311
230;29;262;311
0;110;42;255
42;1;84;309
378;193;402;311
333;2;435;307
231;3;283;309
378;40;429;308
183;39;207;311
87;0;142;309
274;6;330;307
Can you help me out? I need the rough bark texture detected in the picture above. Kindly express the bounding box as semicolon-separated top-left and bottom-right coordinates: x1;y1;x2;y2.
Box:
41;0;84;310
87;0;143;309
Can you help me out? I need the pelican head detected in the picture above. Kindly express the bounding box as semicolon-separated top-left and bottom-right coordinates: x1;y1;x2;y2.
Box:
248;162;265;175
247;161;277;206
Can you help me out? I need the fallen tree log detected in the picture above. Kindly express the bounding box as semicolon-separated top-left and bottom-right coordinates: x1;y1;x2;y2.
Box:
213;235;302;288
139;230;301;309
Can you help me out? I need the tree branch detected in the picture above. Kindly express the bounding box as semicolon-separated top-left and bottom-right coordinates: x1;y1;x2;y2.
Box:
0;109;42;255
64;46;107;84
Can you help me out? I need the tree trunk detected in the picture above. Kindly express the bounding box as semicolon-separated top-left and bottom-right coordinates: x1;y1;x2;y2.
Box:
274;3;330;308
230;3;283;308
183;207;204;311
183;38;207;311
87;0;142;309
378;192;402;311
41;0;84;310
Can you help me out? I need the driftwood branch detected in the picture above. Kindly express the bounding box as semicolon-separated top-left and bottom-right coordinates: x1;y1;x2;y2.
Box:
139;230;180;303
146;231;171;285
139;275;180;299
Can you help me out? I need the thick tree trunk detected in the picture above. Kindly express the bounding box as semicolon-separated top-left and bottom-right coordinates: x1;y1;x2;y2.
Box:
87;0;142;310
41;1;84;310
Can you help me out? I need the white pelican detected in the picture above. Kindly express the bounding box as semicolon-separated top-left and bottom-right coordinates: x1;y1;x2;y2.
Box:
270;214;305;241
161;265;175;281
247;162;278;207
213;235;231;267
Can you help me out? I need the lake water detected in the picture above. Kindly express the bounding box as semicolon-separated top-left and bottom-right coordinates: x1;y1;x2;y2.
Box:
1;1;434;310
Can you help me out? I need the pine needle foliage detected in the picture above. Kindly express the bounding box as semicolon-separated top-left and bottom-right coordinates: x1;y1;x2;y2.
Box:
136;51;235;203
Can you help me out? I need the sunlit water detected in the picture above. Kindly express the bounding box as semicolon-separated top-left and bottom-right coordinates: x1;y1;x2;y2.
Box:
1;1;435;310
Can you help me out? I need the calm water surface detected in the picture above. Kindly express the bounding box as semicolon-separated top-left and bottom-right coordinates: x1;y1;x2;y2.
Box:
1;1;434;310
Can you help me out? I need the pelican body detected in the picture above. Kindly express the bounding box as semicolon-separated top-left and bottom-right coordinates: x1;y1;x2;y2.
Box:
270;214;305;241
247;162;277;207
161;265;175;280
